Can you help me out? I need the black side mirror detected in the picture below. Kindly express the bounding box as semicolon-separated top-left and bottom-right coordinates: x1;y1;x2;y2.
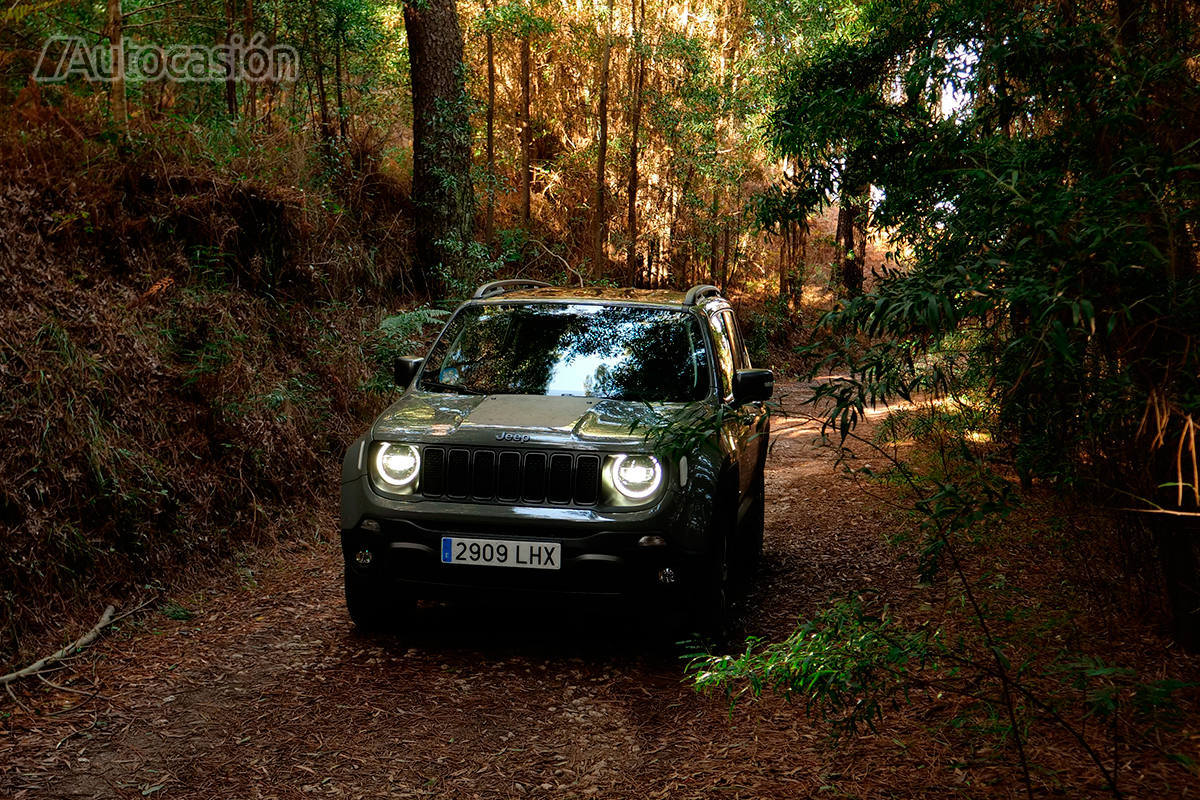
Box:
733;369;774;404
394;356;424;390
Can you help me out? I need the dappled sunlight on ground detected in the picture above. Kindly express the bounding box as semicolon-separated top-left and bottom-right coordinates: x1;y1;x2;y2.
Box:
0;380;932;798
8;381;1184;798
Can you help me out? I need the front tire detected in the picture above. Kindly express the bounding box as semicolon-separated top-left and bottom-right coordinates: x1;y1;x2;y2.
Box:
694;540;730;639
691;482;738;640
344;567;410;633
734;468;766;595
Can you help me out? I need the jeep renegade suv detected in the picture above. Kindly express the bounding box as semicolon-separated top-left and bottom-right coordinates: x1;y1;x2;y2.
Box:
339;281;773;634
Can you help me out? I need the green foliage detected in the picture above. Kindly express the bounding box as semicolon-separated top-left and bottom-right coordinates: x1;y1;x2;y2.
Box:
476;0;555;38
743;295;795;367
691;597;937;734
361;306;450;395
158;601;196;621
635;403;719;463
634;400;776;466
691;580;1198;793
776;0;1200;506
434;236;503;303
0;214;381;663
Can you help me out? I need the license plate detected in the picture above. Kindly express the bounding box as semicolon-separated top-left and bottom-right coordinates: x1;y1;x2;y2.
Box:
440;537;561;570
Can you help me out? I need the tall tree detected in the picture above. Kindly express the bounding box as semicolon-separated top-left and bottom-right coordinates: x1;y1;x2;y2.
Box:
102;0;187;133
333;4;347;140
834;171;867;297
243;0;257;122
589;0;614;273
224;0;239;117
519;16;532;225
310;0;334;143
484;0;497;244
104;0;126;133
404;0;476;291
771;0;1200;641
625;0;645;283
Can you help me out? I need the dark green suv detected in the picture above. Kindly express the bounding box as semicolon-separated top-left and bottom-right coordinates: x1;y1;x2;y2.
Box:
339;281;773;634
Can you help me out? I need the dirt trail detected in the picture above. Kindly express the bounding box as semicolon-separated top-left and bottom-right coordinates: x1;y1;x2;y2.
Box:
1;382;918;799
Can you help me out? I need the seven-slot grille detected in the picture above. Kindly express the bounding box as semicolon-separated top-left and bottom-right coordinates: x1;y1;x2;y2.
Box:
420;446;602;506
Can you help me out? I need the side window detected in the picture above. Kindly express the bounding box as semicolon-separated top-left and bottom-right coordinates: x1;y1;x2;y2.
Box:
721;310;750;370
709;311;736;400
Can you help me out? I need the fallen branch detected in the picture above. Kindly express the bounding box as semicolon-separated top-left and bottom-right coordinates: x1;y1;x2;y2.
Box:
6;682;32;714
530;238;585;287
1;605;115;686
1119;507;1200;518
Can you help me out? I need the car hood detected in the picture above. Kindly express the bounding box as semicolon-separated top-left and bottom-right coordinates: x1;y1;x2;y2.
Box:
370;391;698;446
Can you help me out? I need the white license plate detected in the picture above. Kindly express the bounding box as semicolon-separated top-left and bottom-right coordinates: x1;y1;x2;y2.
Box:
440;537;561;570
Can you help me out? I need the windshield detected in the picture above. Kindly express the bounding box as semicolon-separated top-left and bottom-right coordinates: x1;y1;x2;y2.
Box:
421;303;711;402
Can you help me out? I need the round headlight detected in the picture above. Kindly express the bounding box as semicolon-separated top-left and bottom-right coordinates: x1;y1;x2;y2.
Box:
374;443;421;488
610;454;663;500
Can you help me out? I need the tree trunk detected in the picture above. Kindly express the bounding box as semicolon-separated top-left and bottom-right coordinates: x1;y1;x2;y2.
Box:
720;221;730;291
520;31;532;226
404;0;475;292
624;0;644;284
311;0;333;144
708;189;719;284
669;163;694;284
334;16;347;141
836;174;867;297
105;0;127;133
224;0;238;118
243;0;257;123
779;224;788;301
266;1;281;128
646;236;656;287
590;0;614;275
484;1;496;245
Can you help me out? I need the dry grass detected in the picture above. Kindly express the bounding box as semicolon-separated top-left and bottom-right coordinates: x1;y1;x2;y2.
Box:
0;109;417;669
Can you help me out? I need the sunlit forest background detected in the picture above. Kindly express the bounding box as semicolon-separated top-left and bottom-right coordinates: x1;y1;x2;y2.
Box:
0;0;875;648
2;0;1199;793
4;0;826;294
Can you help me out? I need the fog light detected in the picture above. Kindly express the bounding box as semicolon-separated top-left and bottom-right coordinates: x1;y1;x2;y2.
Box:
361;519;381;533
657;567;677;585
638;535;667;547
355;549;373;567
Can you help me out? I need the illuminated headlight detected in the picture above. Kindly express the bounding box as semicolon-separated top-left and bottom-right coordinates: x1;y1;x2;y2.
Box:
608;454;663;500
371;442;421;493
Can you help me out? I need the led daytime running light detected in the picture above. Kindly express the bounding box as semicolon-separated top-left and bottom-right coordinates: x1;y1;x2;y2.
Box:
610;454;663;500
374;443;420;487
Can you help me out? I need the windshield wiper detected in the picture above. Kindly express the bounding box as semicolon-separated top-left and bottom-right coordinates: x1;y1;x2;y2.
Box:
421;380;487;396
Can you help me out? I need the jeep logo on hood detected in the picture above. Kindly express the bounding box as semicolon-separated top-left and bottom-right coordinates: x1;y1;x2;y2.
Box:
496;431;531;443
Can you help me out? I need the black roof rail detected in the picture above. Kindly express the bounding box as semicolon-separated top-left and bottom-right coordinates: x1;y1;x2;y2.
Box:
683;284;722;306
472;279;552;299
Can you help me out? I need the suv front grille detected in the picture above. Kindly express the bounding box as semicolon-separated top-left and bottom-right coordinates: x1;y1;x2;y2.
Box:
420;447;602;506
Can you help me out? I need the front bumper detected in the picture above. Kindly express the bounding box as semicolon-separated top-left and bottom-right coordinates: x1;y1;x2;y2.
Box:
340;475;709;601
342;525;680;600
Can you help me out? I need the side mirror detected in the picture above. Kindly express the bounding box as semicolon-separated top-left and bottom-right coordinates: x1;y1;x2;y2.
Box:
394;356;424;390
733;369;774;404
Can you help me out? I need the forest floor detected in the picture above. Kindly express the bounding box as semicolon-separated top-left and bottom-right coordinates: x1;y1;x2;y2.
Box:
2;381;1197;799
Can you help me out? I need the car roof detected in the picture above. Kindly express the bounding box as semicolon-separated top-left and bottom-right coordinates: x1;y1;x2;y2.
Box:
473;286;710;308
